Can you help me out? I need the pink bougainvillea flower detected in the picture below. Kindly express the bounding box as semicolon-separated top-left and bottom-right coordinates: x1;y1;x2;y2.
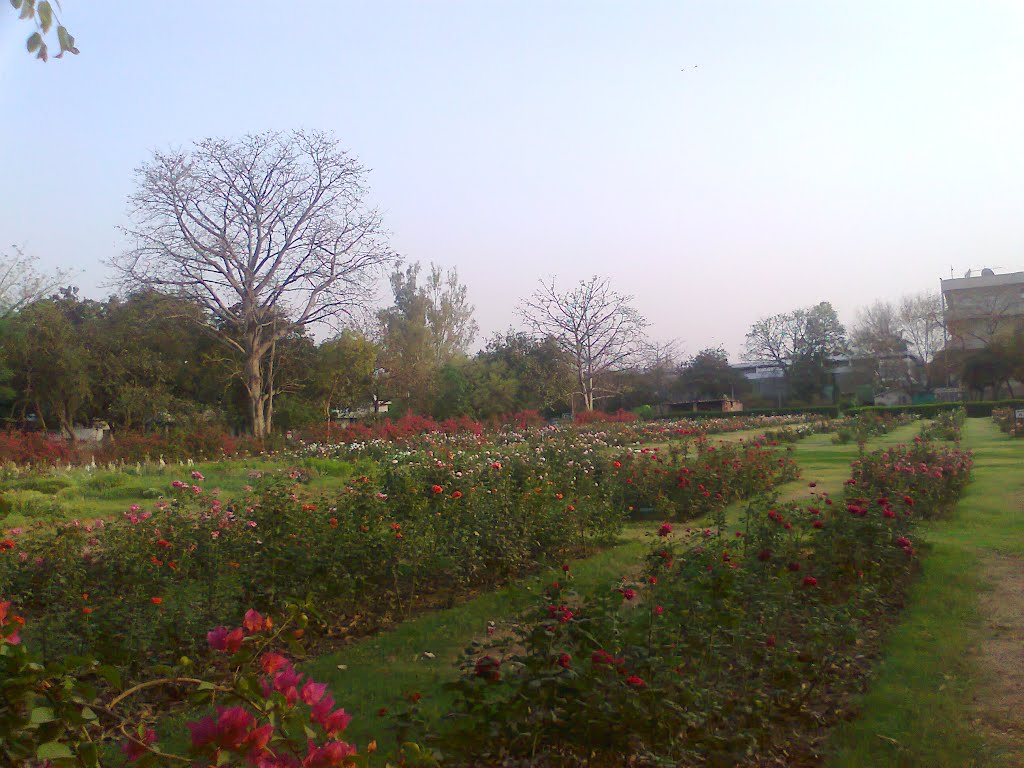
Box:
303;740;358;768
207;626;229;651
224;627;245;654
260;652;290;675
323;708;353;737
310;695;335;726
215;707;254;749
187;716;218;749
244;723;273;752
120;728;156;762
300;680;328;706
243;609;270;633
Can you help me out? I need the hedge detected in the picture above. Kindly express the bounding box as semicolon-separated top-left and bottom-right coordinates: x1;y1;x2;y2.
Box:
846;399;1024;419
663;405;841;420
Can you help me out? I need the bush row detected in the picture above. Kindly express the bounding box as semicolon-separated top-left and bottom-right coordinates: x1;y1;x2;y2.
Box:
848;399;1024;419
438;439;974;766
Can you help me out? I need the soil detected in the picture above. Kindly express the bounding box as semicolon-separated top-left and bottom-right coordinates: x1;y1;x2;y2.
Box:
973;553;1024;761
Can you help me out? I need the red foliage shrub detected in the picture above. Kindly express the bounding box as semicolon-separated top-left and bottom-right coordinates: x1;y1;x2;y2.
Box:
574;409;638;425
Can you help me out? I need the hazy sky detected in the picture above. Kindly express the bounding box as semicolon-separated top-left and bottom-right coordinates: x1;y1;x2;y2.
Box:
2;1;1023;359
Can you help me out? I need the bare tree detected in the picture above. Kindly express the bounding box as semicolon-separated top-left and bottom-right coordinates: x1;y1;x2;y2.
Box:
744;302;847;402
898;292;944;363
518;276;649;412
113;131;394;437
743;312;802;376
850;300;906;357
0;246;70;319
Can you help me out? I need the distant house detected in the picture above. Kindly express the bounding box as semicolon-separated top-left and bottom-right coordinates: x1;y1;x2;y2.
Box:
668;398;743;414
332;399;390;422
732;353;925;403
873;389;912;407
941;269;1024;351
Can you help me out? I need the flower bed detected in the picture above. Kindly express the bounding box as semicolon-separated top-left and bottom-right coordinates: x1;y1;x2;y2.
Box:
439;440;974;766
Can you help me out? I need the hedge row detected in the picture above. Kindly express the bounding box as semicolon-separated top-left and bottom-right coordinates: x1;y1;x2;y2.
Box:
664;405;841;420
846;399;1024;419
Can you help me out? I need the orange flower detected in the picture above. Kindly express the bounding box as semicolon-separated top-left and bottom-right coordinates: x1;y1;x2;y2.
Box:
555;493;564;500
451;491;463;499
82;607;93;615
329;518;339;528
150;597;163;605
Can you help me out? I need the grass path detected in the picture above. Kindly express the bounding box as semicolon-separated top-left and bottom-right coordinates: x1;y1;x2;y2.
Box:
302;422;926;747
826;418;1024;768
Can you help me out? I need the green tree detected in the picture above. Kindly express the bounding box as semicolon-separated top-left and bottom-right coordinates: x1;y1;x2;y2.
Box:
745;301;847;403
679;346;747;400
3;295;91;433
378;262;477;413
309;331;379;424
471;331;572;417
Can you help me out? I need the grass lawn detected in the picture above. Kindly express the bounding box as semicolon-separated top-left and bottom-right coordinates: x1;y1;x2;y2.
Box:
826;418;1024;768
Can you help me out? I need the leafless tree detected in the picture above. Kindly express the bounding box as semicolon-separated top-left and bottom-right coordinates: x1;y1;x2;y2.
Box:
744;303;847;402
0;245;70;319
897;292;944;363
113;131;395;437
850;301;906;357
518;276;649;412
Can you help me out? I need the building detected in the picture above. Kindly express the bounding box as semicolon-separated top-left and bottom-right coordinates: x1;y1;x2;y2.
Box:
733;352;924;404
668;398;743;414
941;269;1024;351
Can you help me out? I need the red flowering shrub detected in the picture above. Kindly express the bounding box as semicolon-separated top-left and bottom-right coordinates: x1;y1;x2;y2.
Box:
442;440;974;766
573;409;637;425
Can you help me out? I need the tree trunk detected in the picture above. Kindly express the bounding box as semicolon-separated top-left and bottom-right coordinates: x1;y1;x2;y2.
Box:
245;351;268;439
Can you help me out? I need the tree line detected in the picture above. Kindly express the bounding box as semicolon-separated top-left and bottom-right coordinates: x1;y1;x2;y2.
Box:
3;129;1019;438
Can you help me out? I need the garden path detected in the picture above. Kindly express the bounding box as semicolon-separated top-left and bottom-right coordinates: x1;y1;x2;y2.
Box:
965;420;1024;763
827;418;1024;768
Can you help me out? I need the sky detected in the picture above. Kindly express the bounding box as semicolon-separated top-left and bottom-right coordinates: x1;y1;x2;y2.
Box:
2;1;1024;359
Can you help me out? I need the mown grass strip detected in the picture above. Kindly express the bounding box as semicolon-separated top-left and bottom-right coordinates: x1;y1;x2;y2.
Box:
827;418;1024;768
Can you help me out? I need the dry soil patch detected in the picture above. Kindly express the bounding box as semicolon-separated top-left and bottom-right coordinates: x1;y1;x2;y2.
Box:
974;553;1024;759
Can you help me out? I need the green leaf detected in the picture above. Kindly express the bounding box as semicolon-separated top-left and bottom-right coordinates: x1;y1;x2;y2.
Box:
26;31;42;53
10;1;23;10
77;743;99;768
30;706;56;724
37;1;52;32
18;0;33;19
95;665;121;688
36;742;74;760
